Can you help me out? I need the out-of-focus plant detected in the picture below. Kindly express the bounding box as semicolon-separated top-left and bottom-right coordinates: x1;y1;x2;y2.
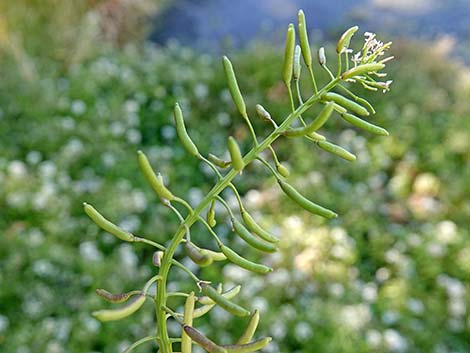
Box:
84;10;394;353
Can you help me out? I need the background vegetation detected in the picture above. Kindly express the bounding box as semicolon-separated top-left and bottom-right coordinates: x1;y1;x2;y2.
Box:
0;1;469;352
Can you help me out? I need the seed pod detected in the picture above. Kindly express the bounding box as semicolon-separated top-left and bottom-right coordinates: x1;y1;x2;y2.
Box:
297;9;312;67
182;292;196;353
228;136;244;172
317;140;356;162
282;24;296;86
173;103;199;156
241;210;279;243
83;203;135;242
276;163;290;178
137;151;176;200
355;97;376;114
237;309;260;344
207;199;217;227
223;56;247;119
185;241;213;267
152;251;161;267
293;45;302;80
283;102;335;137
318;47;326;66
95;289;139;303
277;179;337;219
198;285;242;305
219;243;273;274
183;325;227;353
322;92;369;117
200;283;250;317
336;26;358;54
308;131;326;141
341;63;385;80
208;153;231;168
223;337;272;353
340;113;389;136
255;104;272;122
92;294;146;322
232;218;277;253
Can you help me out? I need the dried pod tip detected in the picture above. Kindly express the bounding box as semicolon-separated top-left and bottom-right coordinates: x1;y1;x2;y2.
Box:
255;104;272;122
152;251;161;267
293;45;302;80
318;47;326;66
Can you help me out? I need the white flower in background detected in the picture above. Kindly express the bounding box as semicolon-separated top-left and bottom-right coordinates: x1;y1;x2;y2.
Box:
384;329;408;352
223;264;249;283
118;244;138;270
39;161;57;178
71;99;86;115
79;241;103;262
63;138;84;157
0;315;9;333
124;99;139;114
194;83;209;99
251;297;269;314
366;329;382;347
376;267;391;282
407;298;425;315
126;129;141;144
340;304;371;330
294;321;313;341
362;283;378;302
110;121;125;136
8;160;27;178
435;220;458;244
382;311;400;325
26;151;42;165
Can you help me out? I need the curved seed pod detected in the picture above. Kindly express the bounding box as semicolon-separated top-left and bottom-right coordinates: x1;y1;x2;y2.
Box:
185;241;213;267
83;203;134;242
219;243;273;275
282;24;296;86
208;153;231;168
283;102;335;137
207;199;217;227
237;309;260;344
322;92;369;116
182;292;196;353
340;113;389;136
183;325;227;353
232;218;277;253
241;210;279;243
276;163;290;178
297;9;312;67
222;337;272;353
293;45;302;80
223;56;247;118
336;26;359;54
308;131;326;141
173;103;199;157
255;104;272;122
200;283;250;317
341;63;385;80
317;140;357;162
137;151;176;200
318;47;326;66
228;136;244;172
95;289;140;303
355;97;376;114
92;294;146;322
277;179;337;219
198;285;242;305
199;248;227;262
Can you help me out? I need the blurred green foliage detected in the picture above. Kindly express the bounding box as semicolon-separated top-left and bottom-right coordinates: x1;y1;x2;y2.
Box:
0;17;469;353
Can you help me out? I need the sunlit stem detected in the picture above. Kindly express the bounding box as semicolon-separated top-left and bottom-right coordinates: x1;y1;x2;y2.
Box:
257;156;282;179
337;53;342;77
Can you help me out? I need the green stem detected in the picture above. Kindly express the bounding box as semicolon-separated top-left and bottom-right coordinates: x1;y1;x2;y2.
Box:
155;77;340;353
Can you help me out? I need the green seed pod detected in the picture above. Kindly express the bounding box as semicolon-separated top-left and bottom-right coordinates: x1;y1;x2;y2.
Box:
83;203;135;242
206;199;217;227
341;63;385;80
283;102;335;137
318;47;326;66
200;283;250;317
137;151;176;200
182;292;196;353
355;97;376;114
185;241;213;267
223;337;272;353
198;285;241;305
219;243;273;275
232;217;277;253
95;289;139;303
199;248;227;262
282;24;296;86
317;140;357;162
277;179;338;219
173;103;199;157
241;210;279;243
276;163;290;178
322;92;369;117
228;136;244;172
255;104;272;122
183;325;227;353
297;9;312;68
223;56;247;119
340;113;389;136
308;131;326;141
293;45;302;81
336;26;358;53
208;153;231;168
237;309;260;344
92;294;146;322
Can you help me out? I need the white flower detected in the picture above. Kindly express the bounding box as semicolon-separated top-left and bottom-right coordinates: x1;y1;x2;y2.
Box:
384;329;408;352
